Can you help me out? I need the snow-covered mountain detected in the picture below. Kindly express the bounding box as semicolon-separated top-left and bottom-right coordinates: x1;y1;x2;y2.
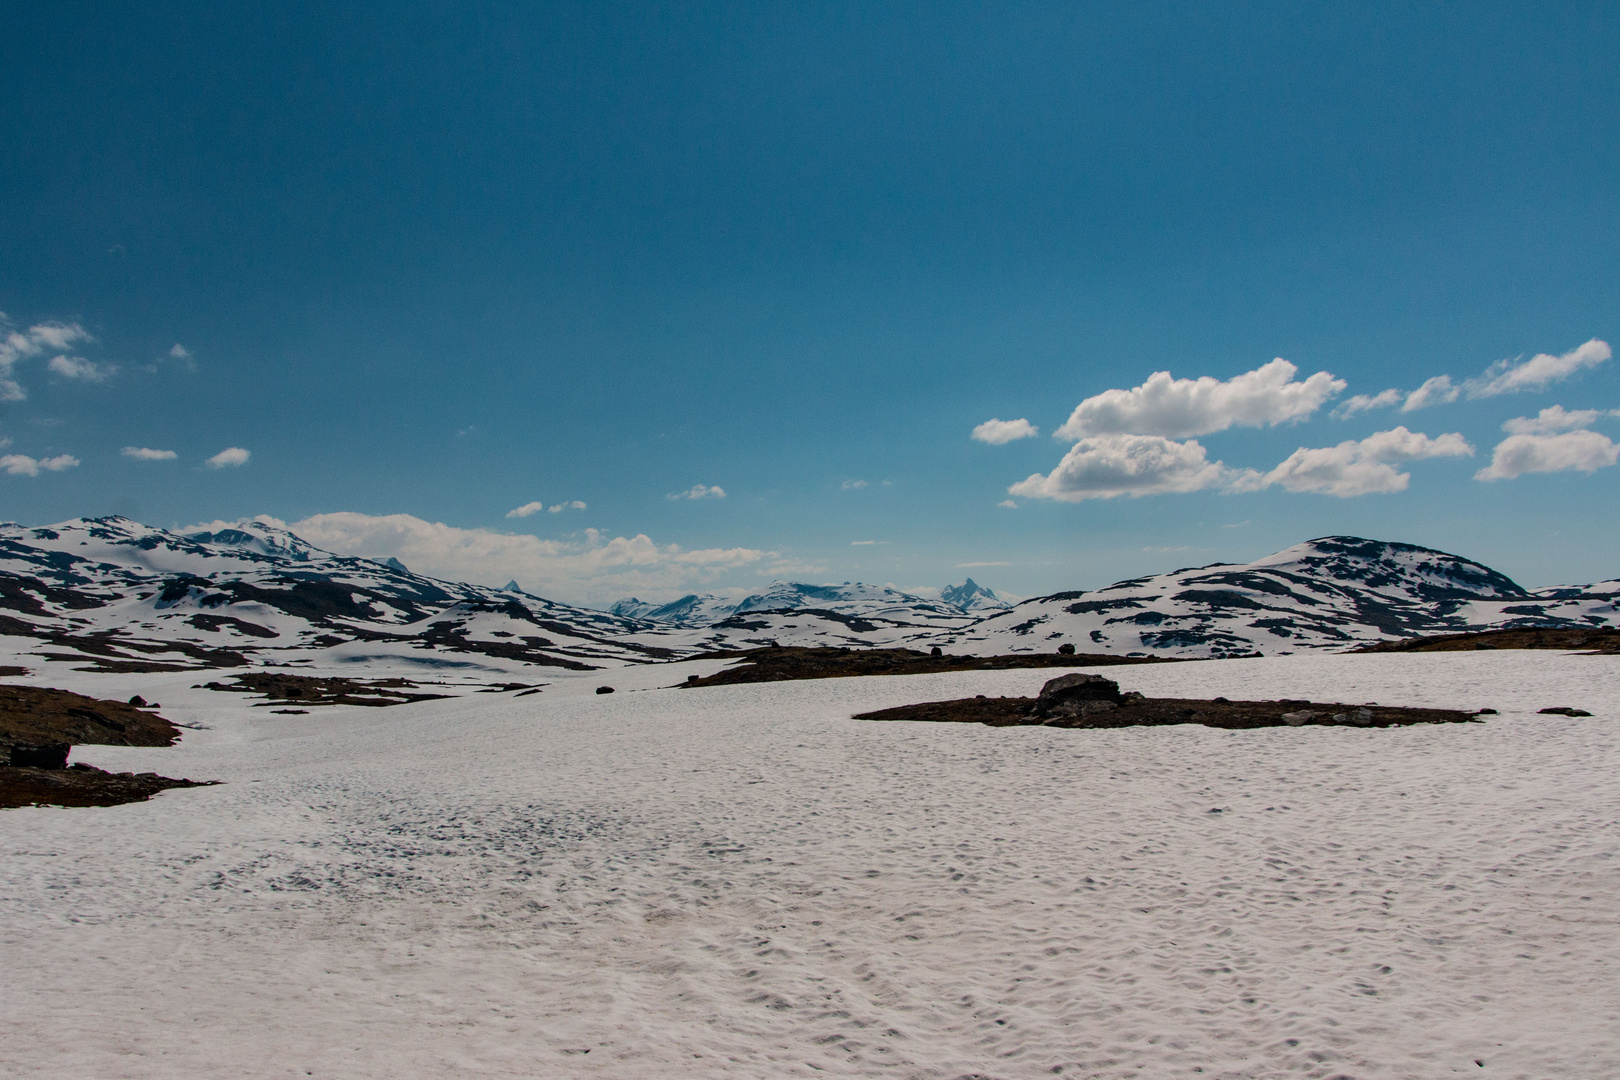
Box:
0;516;692;675
940;578;1012;614
611;581;981;630
2;521;1613;671
944;537;1619;658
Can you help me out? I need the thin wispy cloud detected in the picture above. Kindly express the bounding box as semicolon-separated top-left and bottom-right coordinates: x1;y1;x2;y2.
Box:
0;314;96;401
1334;388;1402;418
850;539;885;546
1466;339;1610;398
0;453;79;476
669;483;725;500
956;560;1010;567
1054;359;1345;440
1500;405;1620;435
206;447;251;468
122;446;177;460
48;354;114;382
971;418;1039;444
840;478;869;490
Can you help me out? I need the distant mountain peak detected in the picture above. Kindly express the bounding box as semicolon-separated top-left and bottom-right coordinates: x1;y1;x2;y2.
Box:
941;578;1011;613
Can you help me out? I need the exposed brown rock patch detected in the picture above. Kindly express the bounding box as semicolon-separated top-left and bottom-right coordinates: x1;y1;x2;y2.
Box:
682;646;1178;687
1354;627;1620;654
201;672;453;707
0;764;215;809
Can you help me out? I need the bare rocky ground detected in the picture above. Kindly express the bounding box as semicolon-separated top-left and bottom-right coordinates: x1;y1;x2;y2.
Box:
1354;625;1620;653
0;683;213;808
855;671;1482;730
680;645;1178;686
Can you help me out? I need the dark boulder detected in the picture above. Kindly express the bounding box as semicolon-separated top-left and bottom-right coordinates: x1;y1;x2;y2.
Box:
1057;643;1076;655
595;686;615;695
7;742;70;769
1030;672;1125;722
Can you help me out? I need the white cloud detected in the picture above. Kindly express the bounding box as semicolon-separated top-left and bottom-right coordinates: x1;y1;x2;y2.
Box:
0;316;95;401
1466;339;1610;397
1501;405;1619;435
1476;429;1620;481
169;344;190;359
506;501;545;518
1261;426;1473;497
47;354;113;382
0;453;80;477
669;483;726;500
285;511;769;604
840;479;869;490
971;417;1039;444
549;500;587;513
1401;375;1460;412
1334;388;1402;418
1054;358;1345;440
996;499;1018;508
850;540;883;546
206;447;251;468
1009;433;1242;502
121;446;177;461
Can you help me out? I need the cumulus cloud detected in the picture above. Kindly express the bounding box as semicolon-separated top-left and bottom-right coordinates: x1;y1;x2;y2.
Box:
997;499;1018;508
1500;405;1619;435
549;500;587;513
121;446;177;461
971;418;1039;444
669;483;725;500
47;354;114;382
1261;427;1473;497
206;447;251;468
0;316;95;401
285;511;769;605
1;453;80;476
506;502;545;518
1054;359;1345;440
1475;430;1619;481
1009;433;1242;502
1401;375;1460;412
1334;388;1402;418
1466;339;1610;398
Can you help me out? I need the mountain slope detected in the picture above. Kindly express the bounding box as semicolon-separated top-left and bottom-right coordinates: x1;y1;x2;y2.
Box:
0;517;689;675
943;537;1618;658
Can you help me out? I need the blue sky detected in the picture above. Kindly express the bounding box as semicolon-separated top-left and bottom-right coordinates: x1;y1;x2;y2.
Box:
2;2;1617;604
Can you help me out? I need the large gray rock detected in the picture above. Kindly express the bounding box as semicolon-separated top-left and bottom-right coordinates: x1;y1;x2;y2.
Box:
1030;673;1124;721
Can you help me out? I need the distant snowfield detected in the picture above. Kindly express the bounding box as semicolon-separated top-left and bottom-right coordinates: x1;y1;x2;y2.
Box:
3;652;1618;1079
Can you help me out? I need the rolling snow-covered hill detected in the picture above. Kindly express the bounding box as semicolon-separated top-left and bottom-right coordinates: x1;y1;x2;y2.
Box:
0;517;691;675
944;536;1619;658
1;520;1613;672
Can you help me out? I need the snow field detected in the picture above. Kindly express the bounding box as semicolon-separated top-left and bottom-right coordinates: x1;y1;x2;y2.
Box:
2;652;1618;1079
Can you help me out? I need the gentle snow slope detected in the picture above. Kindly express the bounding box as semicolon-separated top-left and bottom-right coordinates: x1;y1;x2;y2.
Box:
2;651;1617;1078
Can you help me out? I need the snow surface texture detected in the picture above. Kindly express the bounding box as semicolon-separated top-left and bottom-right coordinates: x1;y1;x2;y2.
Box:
3;651;1618;1078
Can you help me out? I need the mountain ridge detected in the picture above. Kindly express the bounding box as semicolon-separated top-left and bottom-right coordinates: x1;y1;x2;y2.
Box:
0;519;1613;672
